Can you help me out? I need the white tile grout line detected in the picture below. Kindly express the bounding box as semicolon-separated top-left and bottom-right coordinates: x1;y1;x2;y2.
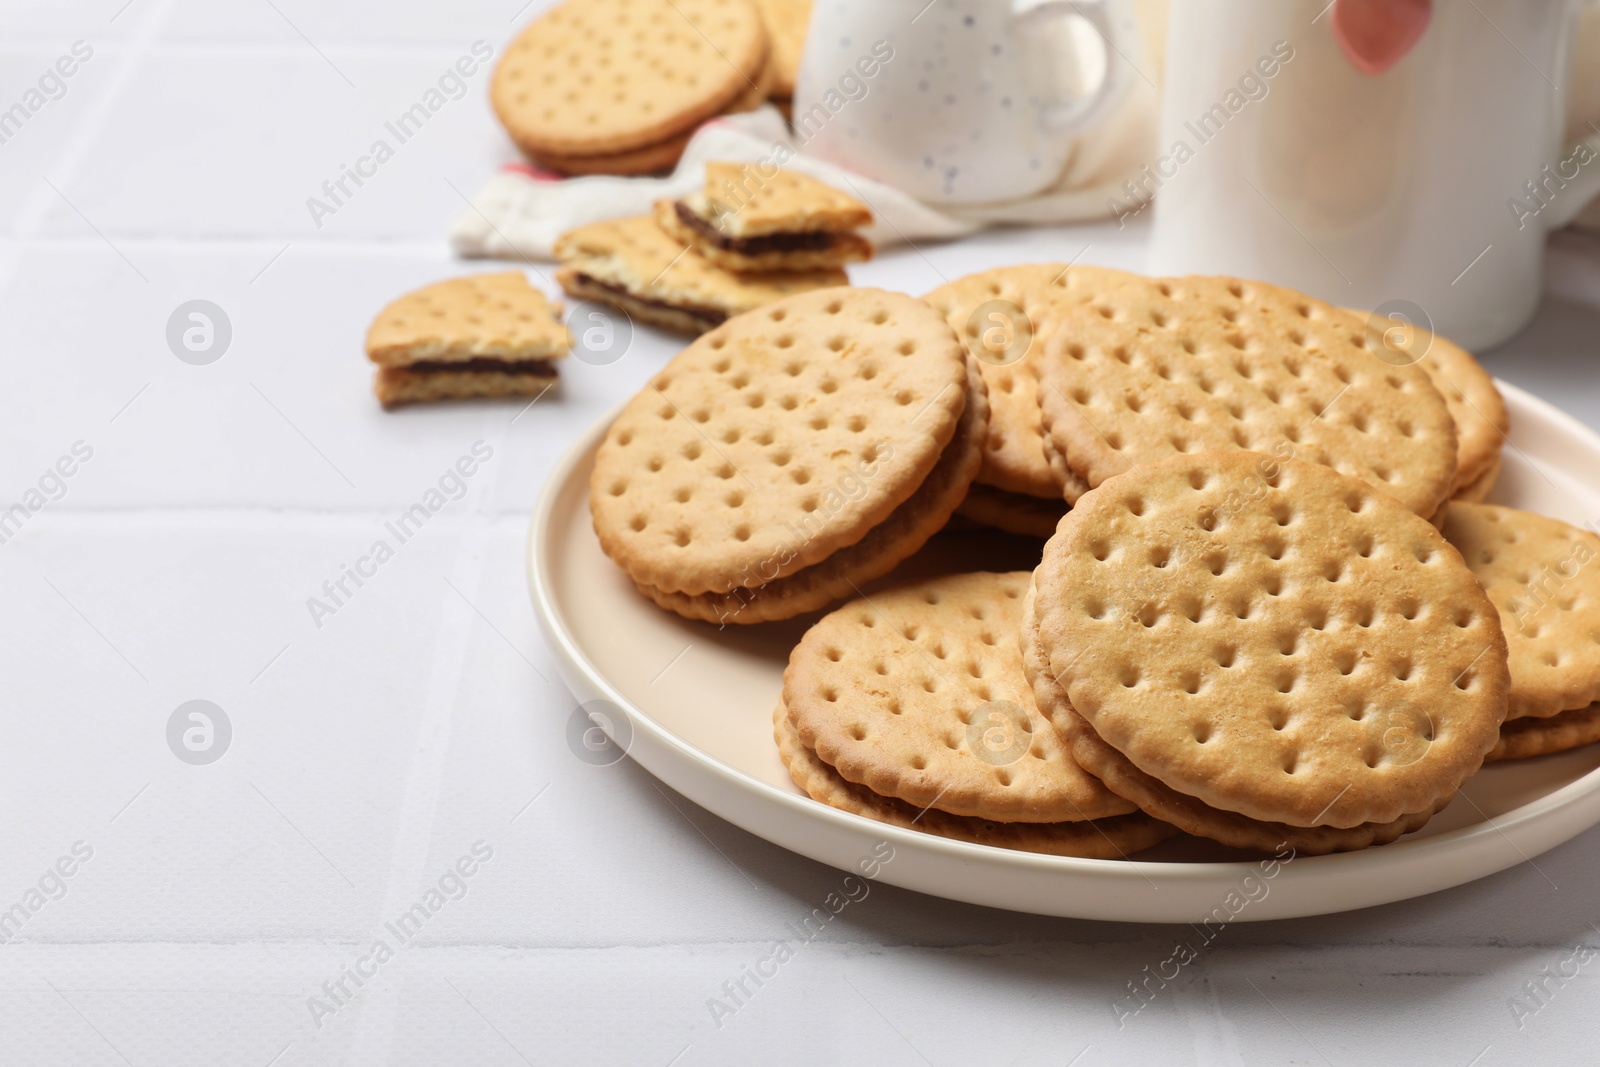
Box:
345;419;531;1063
0;0;180;298
343;518;490;1063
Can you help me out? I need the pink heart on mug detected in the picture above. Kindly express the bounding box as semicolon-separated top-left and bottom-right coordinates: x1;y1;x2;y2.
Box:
1330;0;1433;76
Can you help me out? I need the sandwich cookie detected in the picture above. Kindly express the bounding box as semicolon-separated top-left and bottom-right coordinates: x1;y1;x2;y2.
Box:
1025;451;1509;853
365;272;569;406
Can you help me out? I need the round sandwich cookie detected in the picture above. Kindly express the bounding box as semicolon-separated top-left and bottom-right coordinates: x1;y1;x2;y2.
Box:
590;287;970;599
1342;308;1509;501
1035;276;1459;519
924;264;1139;503
1441;503;1600;719
530;128;696;178
1026;451;1509;842
1024;635;1451;855
530;66;773;176
953;482;1068;539
1452;453;1502;504
493;0;768;159
638;355;988;624
783;571;1138;824
775;700;1175;859
1488;704;1600;762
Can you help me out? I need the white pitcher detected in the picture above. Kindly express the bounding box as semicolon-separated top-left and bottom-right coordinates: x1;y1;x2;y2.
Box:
793;0;1142;204
1147;0;1600;350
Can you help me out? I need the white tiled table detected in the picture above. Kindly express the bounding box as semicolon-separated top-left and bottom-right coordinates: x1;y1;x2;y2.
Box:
5;2;1600;1064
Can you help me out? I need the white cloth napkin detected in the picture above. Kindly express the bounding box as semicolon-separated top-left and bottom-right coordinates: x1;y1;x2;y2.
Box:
449;77;1162;262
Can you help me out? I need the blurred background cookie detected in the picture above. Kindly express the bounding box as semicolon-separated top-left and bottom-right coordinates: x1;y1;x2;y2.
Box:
752;0;810;117
554;215;845;333
493;0;769;175
654;163;872;273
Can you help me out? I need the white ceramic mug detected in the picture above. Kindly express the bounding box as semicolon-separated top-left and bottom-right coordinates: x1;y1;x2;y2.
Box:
1147;0;1600;350
793;0;1142;204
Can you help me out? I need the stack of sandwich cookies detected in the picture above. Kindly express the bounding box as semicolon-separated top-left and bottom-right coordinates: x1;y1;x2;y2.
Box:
492;0;769;175
924;264;1139;536
365;272;570;407
641;351;987;623
590;288;985;623
778;572;1176;856
1443;503;1600;759
1024;451;1510;854
1034;276;1460;520
1491;706;1600;762
555;216;846;335
1343;309;1509;503
654;163;873;273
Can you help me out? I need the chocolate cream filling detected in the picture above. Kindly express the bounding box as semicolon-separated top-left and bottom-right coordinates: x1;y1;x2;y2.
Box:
674;201;839;254
573;273;727;329
405;358;557;375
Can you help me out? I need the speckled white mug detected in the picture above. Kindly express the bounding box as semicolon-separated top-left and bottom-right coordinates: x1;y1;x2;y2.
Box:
1148;0;1600;350
794;0;1141;204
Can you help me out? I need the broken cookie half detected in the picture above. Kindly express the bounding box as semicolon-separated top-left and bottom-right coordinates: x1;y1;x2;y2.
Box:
654;161;873;273
365;272;570;407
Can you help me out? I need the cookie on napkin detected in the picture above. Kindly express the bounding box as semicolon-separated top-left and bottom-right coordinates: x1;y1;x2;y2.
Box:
555;216;846;334
654;162;873;273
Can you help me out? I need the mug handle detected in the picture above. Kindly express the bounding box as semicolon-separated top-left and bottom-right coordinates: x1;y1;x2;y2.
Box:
1015;0;1142;138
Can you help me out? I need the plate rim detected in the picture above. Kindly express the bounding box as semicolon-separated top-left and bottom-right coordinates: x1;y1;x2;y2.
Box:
528;380;1600;917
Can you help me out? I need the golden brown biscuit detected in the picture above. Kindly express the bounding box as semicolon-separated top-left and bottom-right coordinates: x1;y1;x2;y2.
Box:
492;0;768;157
365;272;569;406
589;287;969;596
1029;450;1508;830
775;701;1176;858
1343;308;1509;496
374;367;556;407
637;355;987;623
1037;276;1459;518
752;0;810;100
953;483;1068;539
654;163;873;273
366;272;569;367
924;264;1141;500
1488;704;1600;761
1024;620;1451;855
784;572;1138;822
554;216;847;335
1441;503;1600;719
530;129;696;178
1451;453;1502;503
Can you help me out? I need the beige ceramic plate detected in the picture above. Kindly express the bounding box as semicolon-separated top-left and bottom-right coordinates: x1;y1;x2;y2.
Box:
529;382;1600;921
